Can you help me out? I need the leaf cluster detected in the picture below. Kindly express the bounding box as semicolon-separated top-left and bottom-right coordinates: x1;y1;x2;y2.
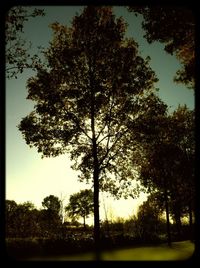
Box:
128;6;195;88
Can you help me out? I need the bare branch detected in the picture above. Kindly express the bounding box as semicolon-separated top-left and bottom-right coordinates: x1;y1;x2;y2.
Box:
97;133;115;145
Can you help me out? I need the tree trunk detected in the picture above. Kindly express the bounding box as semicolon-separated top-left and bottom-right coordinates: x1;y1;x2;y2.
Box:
93;165;101;260
164;188;171;247
174;210;182;240
83;214;86;229
188;201;193;241
89;57;101;260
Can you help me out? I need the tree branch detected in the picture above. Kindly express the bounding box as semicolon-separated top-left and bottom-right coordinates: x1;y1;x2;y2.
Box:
96;90;115;141
100;147;123;172
99;128;129;168
97;133;115;146
70;113;92;141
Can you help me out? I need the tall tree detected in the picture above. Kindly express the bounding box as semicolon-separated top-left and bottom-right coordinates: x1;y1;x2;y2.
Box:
168;106;195;239
18;6;161;256
139;142;181;246
65;189;94;228
138;105;195;244
5;6;45;78
128;6;195;89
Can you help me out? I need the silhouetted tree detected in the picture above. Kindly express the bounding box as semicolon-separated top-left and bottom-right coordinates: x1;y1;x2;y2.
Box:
136;195;163;242
18;6;163;255
138;105;195;244
40;195;62;237
66;189;94;228
128;6;195;88
6;200;18;237
5;6;45;78
5;200;40;237
168;106;195;239
42;195;61;213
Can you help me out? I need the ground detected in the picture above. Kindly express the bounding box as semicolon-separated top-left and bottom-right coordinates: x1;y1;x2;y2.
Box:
27;240;194;261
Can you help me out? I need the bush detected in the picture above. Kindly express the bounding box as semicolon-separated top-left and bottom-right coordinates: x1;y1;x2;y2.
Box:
6;238;43;259
6;236;95;259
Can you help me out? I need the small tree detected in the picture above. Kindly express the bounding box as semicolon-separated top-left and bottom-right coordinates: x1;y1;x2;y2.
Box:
66;189;94;229
42;195;61;213
41;195;62;237
136;196;163;242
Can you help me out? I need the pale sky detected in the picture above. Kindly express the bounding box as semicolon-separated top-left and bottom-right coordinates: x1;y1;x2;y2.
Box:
6;6;194;223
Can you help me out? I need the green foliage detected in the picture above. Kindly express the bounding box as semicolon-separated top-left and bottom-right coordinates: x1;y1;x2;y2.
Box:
128;6;195;88
5;6;45;78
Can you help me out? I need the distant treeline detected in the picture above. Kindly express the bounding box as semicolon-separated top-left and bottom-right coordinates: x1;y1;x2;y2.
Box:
6;191;194;242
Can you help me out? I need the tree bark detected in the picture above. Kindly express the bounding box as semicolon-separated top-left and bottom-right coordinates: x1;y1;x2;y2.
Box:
89;61;101;260
175;212;182;240
91;115;100;259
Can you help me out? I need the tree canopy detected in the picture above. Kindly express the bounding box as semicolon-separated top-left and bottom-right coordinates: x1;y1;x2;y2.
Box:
42;195;61;213
65;189;94;228
138;105;195;243
128;6;195;89
139;105;195;201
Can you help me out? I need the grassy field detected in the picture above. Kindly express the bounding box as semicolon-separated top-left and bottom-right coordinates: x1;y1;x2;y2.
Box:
28;240;194;261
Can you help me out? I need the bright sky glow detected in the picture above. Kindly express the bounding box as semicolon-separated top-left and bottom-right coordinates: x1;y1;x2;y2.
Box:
6;6;194;223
